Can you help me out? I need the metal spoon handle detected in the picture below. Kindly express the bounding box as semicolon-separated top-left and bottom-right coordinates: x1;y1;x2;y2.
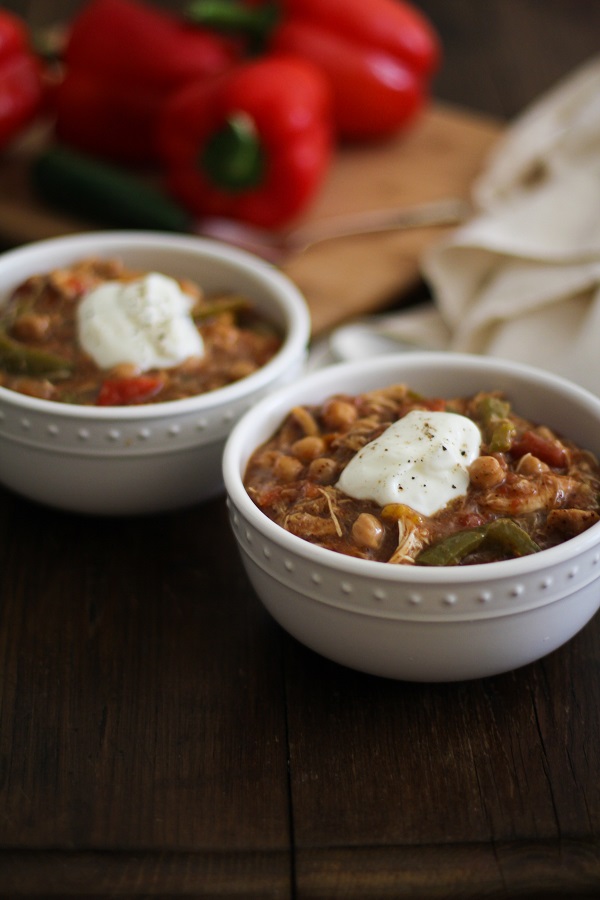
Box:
289;197;471;251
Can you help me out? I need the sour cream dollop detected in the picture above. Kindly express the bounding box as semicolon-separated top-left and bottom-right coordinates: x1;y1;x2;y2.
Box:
336;409;481;516
77;272;204;371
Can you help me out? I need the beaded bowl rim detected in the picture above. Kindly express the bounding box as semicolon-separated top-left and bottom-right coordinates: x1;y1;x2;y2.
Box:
223;351;600;591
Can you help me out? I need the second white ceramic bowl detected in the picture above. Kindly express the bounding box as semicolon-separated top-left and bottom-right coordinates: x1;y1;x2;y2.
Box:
223;353;600;681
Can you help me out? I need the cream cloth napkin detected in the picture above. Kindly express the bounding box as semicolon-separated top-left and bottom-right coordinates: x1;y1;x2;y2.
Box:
380;55;600;394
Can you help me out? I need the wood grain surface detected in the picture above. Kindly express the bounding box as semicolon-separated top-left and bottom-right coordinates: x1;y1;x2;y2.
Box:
1;1;600;898
282;105;499;334
0;105;500;336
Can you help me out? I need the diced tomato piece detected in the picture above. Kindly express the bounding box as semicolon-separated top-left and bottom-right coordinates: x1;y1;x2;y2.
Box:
455;511;486;530
63;276;90;298
96;375;164;406
301;482;323;500
426;398;447;412
510;430;568;468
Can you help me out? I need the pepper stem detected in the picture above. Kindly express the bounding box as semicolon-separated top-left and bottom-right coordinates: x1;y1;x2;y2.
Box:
202;113;265;192
187;0;279;51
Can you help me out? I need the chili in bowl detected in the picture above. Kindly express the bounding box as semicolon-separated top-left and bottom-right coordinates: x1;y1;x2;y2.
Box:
223;353;600;682
0;231;310;514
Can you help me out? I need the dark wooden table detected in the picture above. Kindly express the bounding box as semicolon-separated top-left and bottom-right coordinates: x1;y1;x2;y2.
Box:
2;2;600;898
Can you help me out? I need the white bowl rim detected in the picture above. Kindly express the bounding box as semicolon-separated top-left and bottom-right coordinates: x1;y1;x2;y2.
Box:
0;230;310;420
223;351;600;584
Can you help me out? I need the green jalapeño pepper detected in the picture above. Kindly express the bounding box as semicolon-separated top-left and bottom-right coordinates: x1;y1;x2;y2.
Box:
157;54;333;228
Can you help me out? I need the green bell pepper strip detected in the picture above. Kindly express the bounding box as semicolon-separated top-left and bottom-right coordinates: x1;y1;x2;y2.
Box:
0;329;73;376
191;295;250;321
416;518;540;567
488;419;517;453
484;518;540;557
415;527;487;566
476;395;511;422
474;395;517;452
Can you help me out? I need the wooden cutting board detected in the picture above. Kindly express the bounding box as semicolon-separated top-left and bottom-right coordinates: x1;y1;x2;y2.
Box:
0;103;501;336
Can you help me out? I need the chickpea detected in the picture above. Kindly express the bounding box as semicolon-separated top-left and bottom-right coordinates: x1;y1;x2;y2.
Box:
11;313;51;341
290;405;319;436
322;399;358;431
516;452;549;476
273;454;304;482
208;318;237;350
255;449;280;470
229;360;257;380
178;356;205;373
352;513;385;550
307;457;338;484
291;435;326;462
49;269;85;297
180;277;202;301
468;455;505;489
108;362;142;379
11;377;55;400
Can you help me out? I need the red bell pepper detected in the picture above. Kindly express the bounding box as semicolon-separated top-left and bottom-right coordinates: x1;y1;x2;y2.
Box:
96;374;165;406
0;9;45;151
157;54;333;228
54;71;170;164
54;0;241;164
188;0;441;141
510;431;569;469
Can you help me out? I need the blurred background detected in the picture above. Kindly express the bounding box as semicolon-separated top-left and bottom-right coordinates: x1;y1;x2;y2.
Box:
2;0;598;120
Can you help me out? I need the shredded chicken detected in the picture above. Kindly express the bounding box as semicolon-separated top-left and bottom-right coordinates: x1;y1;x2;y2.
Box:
547;508;600;538
382;504;430;565
388;516;428;565
284;512;341;540
329;415;389;455
318;488;343;537
283;488;349;541
480;472;580;515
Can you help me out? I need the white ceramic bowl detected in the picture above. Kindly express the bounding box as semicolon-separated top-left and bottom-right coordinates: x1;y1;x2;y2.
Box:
223;353;600;682
0;231;310;514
